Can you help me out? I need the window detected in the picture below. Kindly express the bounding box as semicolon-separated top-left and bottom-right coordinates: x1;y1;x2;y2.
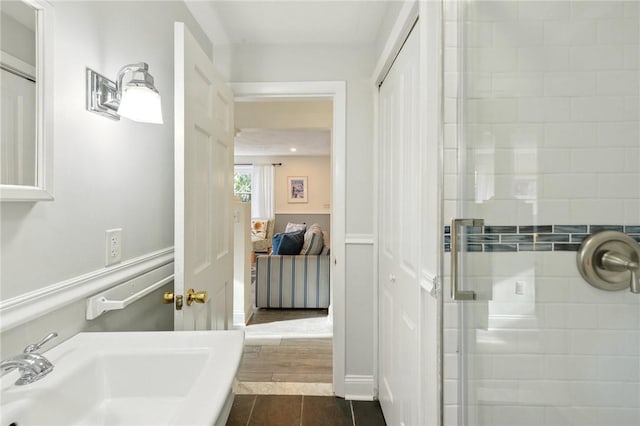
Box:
234;165;252;202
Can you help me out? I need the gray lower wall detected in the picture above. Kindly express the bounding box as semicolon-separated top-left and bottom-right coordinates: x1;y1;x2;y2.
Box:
0;284;173;358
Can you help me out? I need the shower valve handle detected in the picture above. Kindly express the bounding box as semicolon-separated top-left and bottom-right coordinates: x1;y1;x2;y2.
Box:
600;251;640;294
577;231;640;294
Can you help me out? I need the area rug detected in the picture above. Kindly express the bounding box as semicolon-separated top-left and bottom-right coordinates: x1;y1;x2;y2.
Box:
244;316;333;341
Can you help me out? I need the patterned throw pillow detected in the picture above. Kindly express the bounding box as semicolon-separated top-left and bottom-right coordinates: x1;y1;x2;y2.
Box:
300;224;324;255
251;219;269;239
284;222;307;233
272;230;305;255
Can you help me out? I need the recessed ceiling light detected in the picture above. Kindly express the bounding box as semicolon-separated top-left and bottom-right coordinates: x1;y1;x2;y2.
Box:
290;147;297;152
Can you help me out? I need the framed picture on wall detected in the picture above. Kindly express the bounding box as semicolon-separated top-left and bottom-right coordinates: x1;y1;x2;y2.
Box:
287;176;308;203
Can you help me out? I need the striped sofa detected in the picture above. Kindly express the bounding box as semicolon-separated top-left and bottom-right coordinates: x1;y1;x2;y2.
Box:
255;252;330;308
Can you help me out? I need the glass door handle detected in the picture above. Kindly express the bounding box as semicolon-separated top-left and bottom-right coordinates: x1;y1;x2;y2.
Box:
450;218;484;301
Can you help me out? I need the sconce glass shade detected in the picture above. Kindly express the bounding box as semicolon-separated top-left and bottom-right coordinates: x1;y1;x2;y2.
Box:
117;85;163;124
86;62;163;124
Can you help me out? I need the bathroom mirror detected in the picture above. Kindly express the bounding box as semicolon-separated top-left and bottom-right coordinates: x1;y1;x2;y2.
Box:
0;0;53;201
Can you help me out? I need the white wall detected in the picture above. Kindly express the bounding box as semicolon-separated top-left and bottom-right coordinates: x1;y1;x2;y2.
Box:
274;156;330;214
233;201;251;326
1;10;35;65
236;155;331;214
230;43;376;388
442;1;640;425
183;0;232;80
372;1;405;65
0;1;210;356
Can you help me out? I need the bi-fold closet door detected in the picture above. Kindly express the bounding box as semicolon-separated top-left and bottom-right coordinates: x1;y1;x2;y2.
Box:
377;21;427;426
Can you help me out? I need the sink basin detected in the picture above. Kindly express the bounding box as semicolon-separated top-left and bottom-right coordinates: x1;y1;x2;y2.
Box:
0;331;244;426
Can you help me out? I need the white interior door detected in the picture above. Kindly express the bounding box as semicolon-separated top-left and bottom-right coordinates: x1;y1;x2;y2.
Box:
174;22;234;331
378;24;421;426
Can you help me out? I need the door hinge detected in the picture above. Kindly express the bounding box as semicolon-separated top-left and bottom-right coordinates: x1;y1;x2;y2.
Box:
430;276;440;299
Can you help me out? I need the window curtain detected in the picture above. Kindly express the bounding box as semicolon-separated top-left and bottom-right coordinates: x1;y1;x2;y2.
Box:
251;164;274;219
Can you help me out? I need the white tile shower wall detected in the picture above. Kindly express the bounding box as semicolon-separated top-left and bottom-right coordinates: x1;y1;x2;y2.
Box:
443;2;640;425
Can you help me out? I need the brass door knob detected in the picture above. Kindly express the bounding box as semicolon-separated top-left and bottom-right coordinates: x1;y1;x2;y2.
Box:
163;291;183;310
186;288;209;306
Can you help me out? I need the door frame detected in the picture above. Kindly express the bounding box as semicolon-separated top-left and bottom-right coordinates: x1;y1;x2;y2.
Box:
230;81;346;396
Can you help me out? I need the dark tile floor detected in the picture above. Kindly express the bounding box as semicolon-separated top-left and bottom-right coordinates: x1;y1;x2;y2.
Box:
227;395;386;426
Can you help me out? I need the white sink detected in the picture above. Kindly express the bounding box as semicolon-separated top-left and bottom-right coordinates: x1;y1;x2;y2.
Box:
0;331;244;426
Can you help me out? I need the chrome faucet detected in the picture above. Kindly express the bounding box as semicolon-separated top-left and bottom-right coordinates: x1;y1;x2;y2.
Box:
1;332;58;385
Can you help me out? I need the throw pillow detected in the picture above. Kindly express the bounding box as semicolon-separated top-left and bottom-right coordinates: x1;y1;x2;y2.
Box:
251;219;269;239
284;222;307;233
300;224;324;255
272;230;305;255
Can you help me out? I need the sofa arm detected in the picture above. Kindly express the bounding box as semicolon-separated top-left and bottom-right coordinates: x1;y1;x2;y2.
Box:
251;236;271;252
255;255;330;308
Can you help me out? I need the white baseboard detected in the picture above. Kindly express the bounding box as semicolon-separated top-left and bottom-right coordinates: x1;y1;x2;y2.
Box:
344;374;375;400
233;311;246;327
245;308;254;324
0;248;174;332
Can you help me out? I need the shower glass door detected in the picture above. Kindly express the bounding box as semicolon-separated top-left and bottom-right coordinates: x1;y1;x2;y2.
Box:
443;1;640;425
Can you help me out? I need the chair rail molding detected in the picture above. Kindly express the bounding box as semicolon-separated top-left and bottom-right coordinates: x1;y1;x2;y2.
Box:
0;247;174;332
345;233;374;245
274;211;330;215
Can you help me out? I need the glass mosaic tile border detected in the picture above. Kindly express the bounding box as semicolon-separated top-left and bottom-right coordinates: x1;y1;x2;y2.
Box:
443;225;640;253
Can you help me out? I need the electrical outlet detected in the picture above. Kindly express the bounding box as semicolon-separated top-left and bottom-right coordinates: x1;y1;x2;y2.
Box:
105;228;122;266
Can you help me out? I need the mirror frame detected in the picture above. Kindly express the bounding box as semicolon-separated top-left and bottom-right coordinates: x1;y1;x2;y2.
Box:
0;0;54;202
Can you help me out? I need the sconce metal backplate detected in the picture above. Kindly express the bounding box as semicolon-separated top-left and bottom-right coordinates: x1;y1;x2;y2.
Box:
86;68;120;120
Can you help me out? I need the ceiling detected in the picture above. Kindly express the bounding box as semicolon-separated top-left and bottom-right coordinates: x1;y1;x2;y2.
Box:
202;1;397;157
235;129;331;157
234;99;332;157
210;1;391;45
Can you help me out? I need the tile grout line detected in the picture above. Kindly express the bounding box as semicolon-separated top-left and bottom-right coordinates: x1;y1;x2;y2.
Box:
350;400;356;426
245;395;257;426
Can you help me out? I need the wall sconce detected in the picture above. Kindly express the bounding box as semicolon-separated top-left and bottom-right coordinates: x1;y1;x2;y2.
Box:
86;62;163;124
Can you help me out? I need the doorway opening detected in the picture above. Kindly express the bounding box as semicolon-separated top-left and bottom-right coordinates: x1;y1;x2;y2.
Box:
230;81;346;396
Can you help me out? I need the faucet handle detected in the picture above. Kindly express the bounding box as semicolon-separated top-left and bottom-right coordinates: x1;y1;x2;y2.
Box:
601;251;640;293
23;332;58;354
